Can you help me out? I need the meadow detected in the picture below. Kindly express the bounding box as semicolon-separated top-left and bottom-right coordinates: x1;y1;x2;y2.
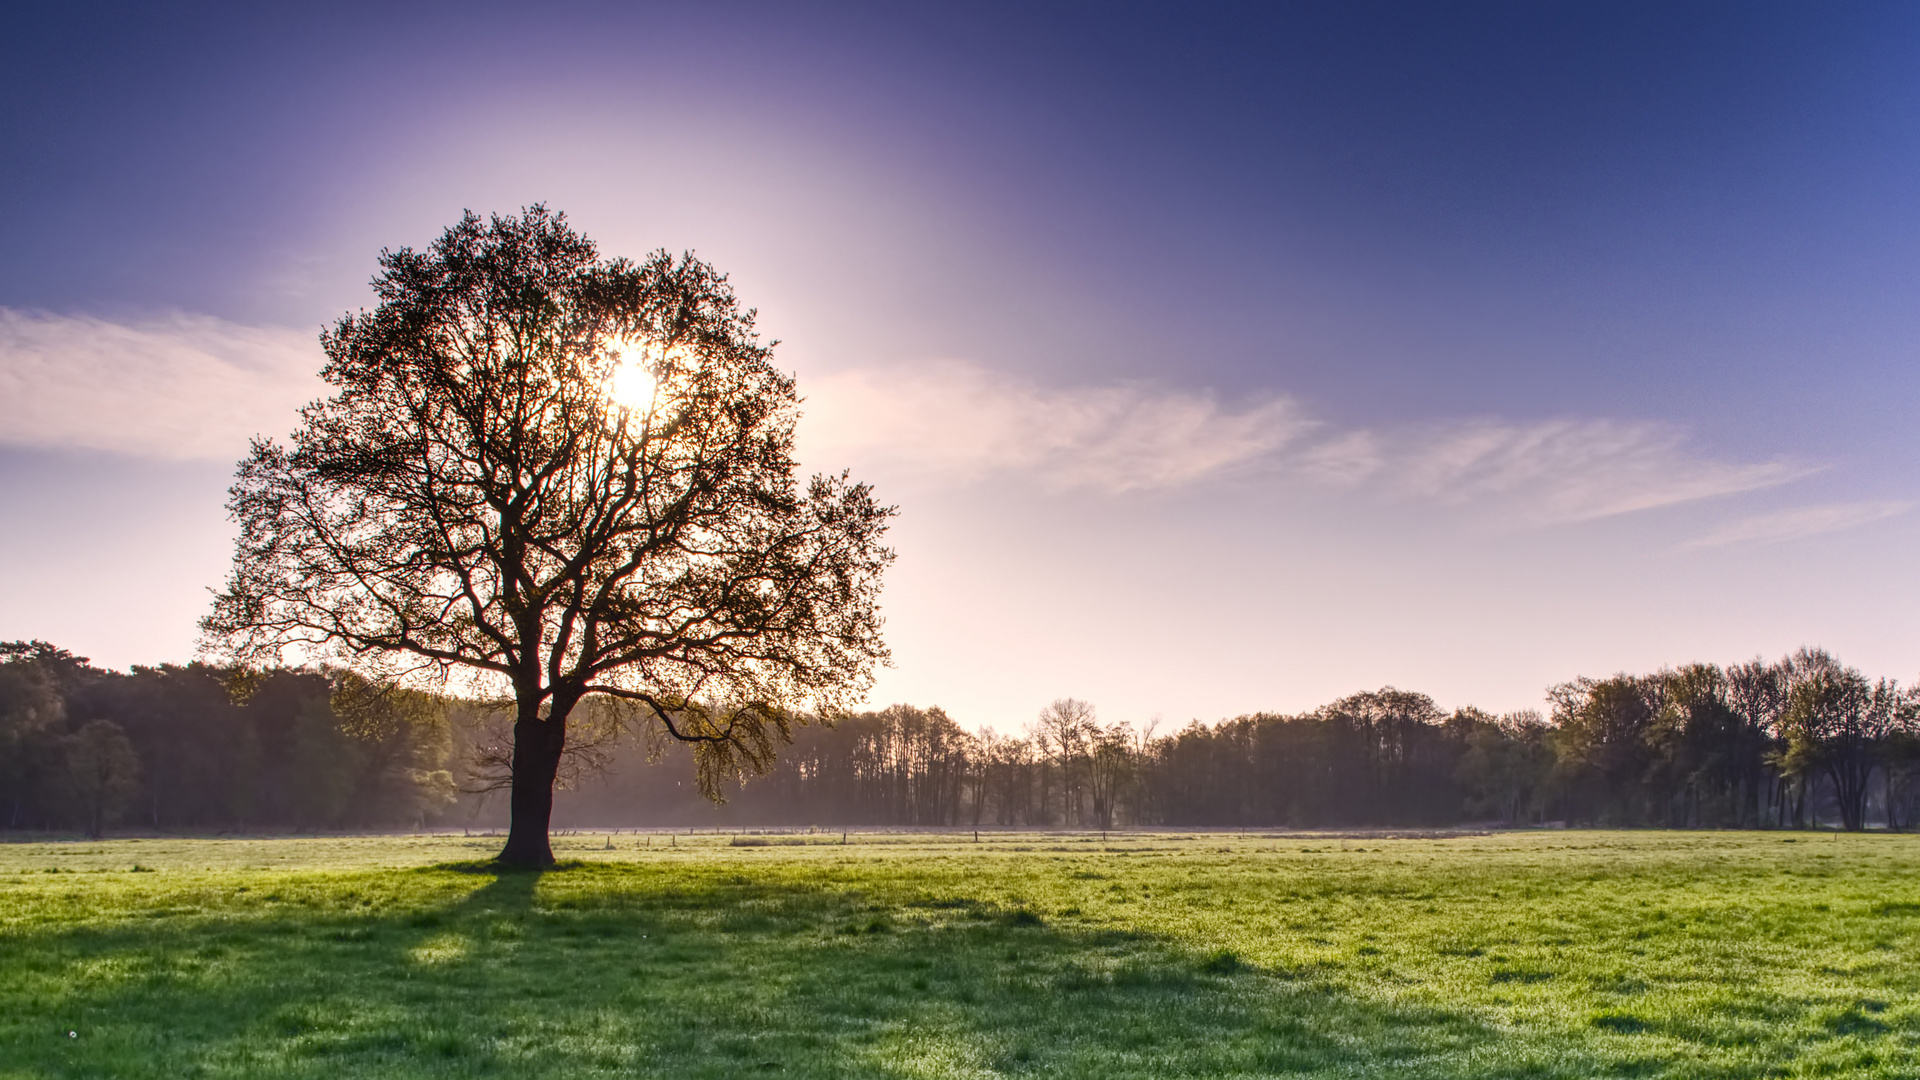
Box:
1;830;1916;1078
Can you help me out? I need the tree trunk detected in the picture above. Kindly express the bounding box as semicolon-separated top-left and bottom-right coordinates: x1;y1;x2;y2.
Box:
1831;760;1871;832
498;713;567;866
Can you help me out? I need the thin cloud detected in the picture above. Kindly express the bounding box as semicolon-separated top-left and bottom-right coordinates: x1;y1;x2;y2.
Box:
1;315;1813;526
0;308;322;460
800;361;1312;493
1682;500;1911;550
801;360;1812;522
1383;418;1816;524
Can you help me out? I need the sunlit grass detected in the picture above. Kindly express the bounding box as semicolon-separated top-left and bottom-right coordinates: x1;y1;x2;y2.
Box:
1;830;1916;1077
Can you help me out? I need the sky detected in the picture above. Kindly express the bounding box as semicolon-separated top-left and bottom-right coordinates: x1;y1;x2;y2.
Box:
4;1;1920;731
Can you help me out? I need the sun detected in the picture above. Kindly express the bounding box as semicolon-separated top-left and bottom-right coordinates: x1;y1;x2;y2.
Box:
605;341;658;412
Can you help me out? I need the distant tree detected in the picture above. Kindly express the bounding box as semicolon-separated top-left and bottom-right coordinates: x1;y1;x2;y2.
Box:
329;672;457;825
1725;659;1790;827
1320;689;1451;822
64;719;140;839
1550;675;1663;823
0;647;68;828
1455;710;1555;825
203;207;894;865
287;694;358;827
100;665;239;828
0;640;91;689
1034;699;1098;825
1648;664;1755;827
893;705;969;826
1086;722;1137;830
1883;720;1920;831
1143;721;1223;826
978;729;1038;826
961;727;992;828
1779;659;1902;831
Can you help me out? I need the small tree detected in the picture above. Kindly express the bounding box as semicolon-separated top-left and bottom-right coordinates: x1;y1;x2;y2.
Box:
65;719;140;839
203;208;893;865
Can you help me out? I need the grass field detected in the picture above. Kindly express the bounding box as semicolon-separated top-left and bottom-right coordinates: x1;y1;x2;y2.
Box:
2;829;1917;1078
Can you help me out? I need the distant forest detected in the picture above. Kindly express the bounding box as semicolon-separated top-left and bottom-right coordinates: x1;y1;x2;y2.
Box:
4;640;1918;835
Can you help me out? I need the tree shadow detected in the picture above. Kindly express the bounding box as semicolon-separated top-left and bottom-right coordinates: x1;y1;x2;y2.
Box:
3;862;1638;1079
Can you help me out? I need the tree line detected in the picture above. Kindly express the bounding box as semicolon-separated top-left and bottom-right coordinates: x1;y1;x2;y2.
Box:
0;643;457;836
4;640;1918;834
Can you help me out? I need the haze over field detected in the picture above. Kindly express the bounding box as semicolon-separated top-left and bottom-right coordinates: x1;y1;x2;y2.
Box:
5;3;1920;727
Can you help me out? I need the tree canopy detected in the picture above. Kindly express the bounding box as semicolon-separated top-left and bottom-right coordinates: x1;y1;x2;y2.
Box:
202;207;894;864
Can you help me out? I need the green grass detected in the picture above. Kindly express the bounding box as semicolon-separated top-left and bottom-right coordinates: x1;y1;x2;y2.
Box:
2;830;1918;1077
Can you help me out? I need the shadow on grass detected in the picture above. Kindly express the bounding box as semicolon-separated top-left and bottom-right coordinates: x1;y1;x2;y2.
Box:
1;861;1603;1079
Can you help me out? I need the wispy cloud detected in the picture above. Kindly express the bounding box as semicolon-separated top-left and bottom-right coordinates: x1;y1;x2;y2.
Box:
801;361;1312;493
1681;500;1912;549
1371;419;1815;524
802;360;1814;523
1;314;1820;529
0;308;322;460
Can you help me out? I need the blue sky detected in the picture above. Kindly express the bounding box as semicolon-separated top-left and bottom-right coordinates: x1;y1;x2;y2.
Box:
4;2;1919;728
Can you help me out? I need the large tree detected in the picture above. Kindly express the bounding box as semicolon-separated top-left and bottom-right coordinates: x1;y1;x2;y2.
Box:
203;207;894;865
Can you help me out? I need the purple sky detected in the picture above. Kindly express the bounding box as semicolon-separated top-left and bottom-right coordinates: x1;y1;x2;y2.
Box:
4;2;1920;729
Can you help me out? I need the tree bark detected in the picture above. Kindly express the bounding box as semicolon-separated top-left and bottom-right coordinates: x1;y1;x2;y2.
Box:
498;714;567;866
